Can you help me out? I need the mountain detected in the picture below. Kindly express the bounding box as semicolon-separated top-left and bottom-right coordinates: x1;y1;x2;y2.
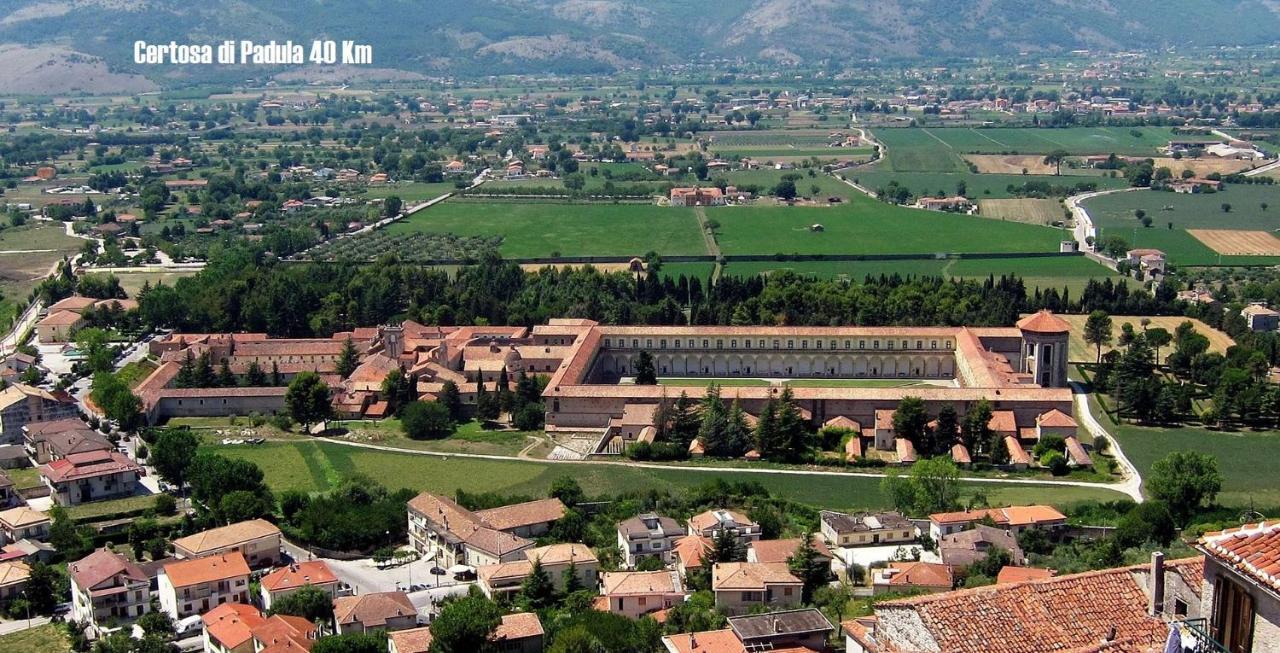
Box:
1;0;1278;87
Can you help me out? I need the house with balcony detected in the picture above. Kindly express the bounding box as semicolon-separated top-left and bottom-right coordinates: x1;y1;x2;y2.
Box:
820;510;917;548
0;506;51;543
332;591;417;634
158;552;252;619
711;562;803;615
39;450;144;506
616;512;686;568
259;560;340;610
171;519;282;569
478;542;599;599
688;509;761;546
598;570;686;619
68;548;151;635
406;492;563;568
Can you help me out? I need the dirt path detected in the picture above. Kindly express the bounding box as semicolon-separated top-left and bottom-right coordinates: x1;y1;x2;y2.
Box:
1071;382;1143;502
693;206;723;283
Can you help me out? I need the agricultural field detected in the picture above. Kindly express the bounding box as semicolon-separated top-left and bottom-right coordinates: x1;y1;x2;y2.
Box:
707;129;873;161
977;198;1067;226
209;438;1126;511
725;169;858;199
307;230;502;262
720;258;950;280
712;194;1063;256
386;200;708;258
1081;184;1280;265
0;222;85;324
1059;315;1232;363
111;270;199;296
654;261;717;281
848;169;1130;199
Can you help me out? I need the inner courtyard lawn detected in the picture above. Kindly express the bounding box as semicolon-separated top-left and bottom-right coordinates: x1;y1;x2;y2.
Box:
388;200;707;258
208;439;1127;512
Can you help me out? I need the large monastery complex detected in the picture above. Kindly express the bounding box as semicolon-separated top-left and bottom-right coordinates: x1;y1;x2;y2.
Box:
134;310;1077;463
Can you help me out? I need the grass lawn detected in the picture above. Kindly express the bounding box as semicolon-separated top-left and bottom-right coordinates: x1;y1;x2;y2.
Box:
725;169;859;199
875;127;1180;165
0;624;71;653
1081;185;1280;266
112;270;199;296
945;255;1125;296
116;360;158;389
655;262;717;281
208;439;1126;512
651;377;931;389
1089;394;1280;507
713;194;1062;256
721;258;950;280
0;222;84;324
6;466;44;491
388;200;707;258
1059;315;1232;363
327;418;535;456
64;493;161;522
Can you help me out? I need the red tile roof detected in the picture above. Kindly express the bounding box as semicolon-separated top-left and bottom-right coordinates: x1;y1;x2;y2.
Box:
203;603;265;649
996;566;1055;584
332;591;415;627
163;552;250;588
930;505;1066;528
1016;310;1071;334
68;549;147;593
40;450;142;483
1198;520;1280;593
260;561;338;592
873;558;1203;653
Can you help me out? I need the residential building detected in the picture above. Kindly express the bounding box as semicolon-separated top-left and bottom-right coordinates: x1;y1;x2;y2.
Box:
616;512;687;568
0;560;29;606
1243;303;1280;332
0;471;13;509
938;524;1026;567
872;561;954;595
669;187;726;207
1196;520;1280;652
820;510;916;547
40;450;144;505
0;506;51;543
747;536;832;565
251;614;318;653
202;603;265;653
24;418;110;464
388;613;543;653
259;561;340;610
711;562;803;615
171;519;282;568
68;548;151;633
927;505;1067;541
672;535;712;577
36;310;84;343
0;384;78;445
996;566;1055;584
688;509;761;545
158;552;252;619
478;542;598;598
406;492;564;567
332;591;417;634
662;608;834;653
845;554;1202;653
599;570;685;619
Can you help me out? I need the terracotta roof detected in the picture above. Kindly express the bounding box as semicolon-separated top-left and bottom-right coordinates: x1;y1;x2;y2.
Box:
712;562;801;591
477;560;532;584
493;612;544;641
845;436;863;461
37;310;83;327
48;296;99;312
22;417;89;437
528;542;596;566
896;438;918;463
873;558;1203;653
1037;408;1077;428
40;450;142;483
406;492;534;558
988;410;1017;434
0;506;51;529
929;505;1066;527
388;627;434;653
1198;520;1280;593
602;570;683;595
878;561;953;588
203;603;265;649
874;409;894;431
951;443;972;464
162;552;250;588
172;519;280;556
1004;436;1031;465
662;629;747;653
0;560;30;587
749;537;832;564
940;525;1025;567
824;415;861;431
1064;436;1092;466
332;591;415;627
674;535;713;569
260;561;338;592
68;548;146;592
690;509;756;533
1016;310;1070;334
252;614;317;653
996;566;1055;584
475;498;566;531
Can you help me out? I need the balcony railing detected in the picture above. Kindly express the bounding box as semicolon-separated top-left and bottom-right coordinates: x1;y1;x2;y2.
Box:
1178;619;1229;653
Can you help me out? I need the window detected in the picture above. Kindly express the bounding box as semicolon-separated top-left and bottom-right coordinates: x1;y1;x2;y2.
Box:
716;340;723;349
688;339;694;348
946;341;953;349
902;340;908;349
831;340;837;349
673;340;680;348
815;340;821;349
758;340;765;348
887;341;893;350
731;339;737;348
873;340;879;349
787;340;794;349
1174;598;1188;618
646;339;653;348
773;340;780;349
859;340;865;349
1211;576;1255;653
660;339;667;348
631;339;639;348
931;340;938;349
702;340;709;348
916;340;923;349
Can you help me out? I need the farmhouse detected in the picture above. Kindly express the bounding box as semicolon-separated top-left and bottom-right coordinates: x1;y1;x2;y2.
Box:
1243;303;1280;332
158;552;252;619
598;570;686;619
477;543;598;598
669;187;726;207
915;196;973;212
871;561;954;595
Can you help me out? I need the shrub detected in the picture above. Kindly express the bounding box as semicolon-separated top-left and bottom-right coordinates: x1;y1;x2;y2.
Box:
1041;451;1070;476
154;494;177;516
401;401;455;440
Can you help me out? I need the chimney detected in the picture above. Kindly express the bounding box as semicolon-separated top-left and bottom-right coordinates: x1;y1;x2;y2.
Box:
1148;551;1165;617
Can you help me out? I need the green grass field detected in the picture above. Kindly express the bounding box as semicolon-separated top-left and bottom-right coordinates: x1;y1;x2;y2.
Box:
716;147;874;160
713;194;1062;256
1082;185;1280;266
848;170;1129;199
362;182;456;203
328;418;535;456
724;169;858;199
0;624;71;653
1091;395;1280;507
388;200;707;258
721;258;950;280
209;439;1125;512
655;262;717;281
